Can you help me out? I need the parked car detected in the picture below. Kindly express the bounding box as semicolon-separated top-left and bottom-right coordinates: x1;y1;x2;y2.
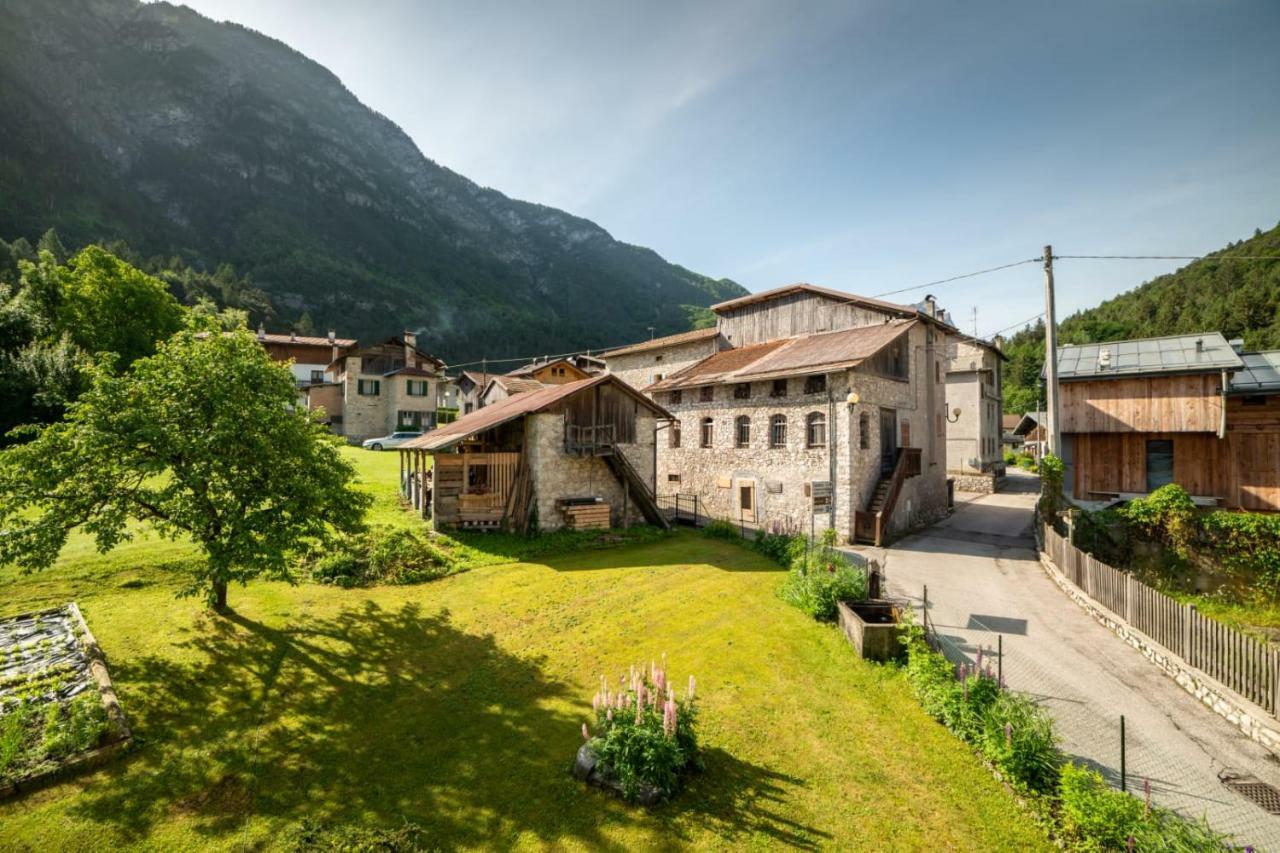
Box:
362;431;422;451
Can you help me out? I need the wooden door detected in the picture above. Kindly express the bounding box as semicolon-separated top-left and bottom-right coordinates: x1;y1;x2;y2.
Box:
879;408;897;475
737;481;757;523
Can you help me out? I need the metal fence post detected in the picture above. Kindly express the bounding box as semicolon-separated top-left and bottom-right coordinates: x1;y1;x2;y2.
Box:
998;634;1003;687
1120;715;1127;793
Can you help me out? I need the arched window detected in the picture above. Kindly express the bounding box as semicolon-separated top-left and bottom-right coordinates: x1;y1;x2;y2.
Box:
700;417;714;448
670;419;681;448
769;414;787;448
806;412;827;448
735;415;751;448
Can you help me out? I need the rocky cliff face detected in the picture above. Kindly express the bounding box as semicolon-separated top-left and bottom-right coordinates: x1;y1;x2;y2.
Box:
0;0;744;361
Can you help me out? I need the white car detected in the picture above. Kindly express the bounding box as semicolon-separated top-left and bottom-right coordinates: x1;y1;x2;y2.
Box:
362;431;422;451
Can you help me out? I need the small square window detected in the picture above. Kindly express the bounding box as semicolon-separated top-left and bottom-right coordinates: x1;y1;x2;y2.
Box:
770;379;787;398
699;386;714;403
668;473;681;483
804;374;826;395
670;389;683;404
734;383;750;400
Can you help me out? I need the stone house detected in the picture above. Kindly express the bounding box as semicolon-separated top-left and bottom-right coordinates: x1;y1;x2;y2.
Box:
943;333;1007;492
252;326;356;388
639;284;952;545
601;327;724;391
305;333;448;442
397;375;670;532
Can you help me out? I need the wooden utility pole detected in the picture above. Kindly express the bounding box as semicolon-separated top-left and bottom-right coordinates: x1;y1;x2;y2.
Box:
1042;245;1062;456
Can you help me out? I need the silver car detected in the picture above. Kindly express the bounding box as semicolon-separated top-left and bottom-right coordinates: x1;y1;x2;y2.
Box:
362;431;422;451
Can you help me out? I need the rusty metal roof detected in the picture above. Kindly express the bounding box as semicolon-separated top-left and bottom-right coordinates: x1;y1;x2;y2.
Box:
403;374;672;452
601;327;720;357
710;283;920;317
647;320;913;390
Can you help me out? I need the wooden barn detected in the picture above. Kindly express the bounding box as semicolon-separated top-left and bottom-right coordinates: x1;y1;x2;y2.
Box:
398;375;671;532
1056;334;1280;511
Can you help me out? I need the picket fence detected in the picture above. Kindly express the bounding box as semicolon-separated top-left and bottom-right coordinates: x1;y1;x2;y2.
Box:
1042;523;1280;717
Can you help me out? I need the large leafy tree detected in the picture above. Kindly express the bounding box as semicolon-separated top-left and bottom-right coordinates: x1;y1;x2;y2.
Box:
0;328;370;611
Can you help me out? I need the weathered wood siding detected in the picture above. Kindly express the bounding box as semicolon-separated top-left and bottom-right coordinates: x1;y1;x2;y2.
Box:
717;292;893;347
1059;374;1223;433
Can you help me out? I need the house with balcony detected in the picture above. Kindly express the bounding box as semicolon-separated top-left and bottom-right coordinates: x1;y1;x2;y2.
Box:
397;374;670;531
248;326;356;395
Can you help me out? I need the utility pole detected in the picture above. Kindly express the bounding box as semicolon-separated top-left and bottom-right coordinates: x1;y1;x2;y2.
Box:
1042;245;1061;456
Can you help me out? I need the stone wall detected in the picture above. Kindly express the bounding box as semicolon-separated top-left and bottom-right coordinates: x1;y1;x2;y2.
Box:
526;413;646;531
605;338;720;395
339;357;387;443
952;472;997;494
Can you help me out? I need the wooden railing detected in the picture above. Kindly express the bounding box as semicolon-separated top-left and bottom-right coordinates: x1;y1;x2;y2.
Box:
1042;522;1280;717
856;447;923;546
564;422;616;455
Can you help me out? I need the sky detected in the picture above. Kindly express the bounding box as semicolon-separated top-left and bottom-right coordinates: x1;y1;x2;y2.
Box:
178;0;1280;340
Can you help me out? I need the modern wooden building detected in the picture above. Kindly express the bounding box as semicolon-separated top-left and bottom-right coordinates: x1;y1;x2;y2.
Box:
1056;334;1280;511
398;374;671;532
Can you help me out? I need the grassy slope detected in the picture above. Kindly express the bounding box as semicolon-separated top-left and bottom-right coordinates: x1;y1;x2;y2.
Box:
0;448;1048;850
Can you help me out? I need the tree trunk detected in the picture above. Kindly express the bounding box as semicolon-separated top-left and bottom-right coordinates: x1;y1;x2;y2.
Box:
212;579;228;613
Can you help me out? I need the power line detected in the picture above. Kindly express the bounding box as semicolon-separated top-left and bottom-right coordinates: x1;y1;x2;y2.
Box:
1054;254;1280;261
983;311;1045;340
870;258;1041;299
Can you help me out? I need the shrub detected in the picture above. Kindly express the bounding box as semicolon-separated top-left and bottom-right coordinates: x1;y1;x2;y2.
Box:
1121;484;1198;557
1201;511;1280;592
39;693;109;760
778;550;868;620
307;526;458;587
701;520;741;541
977;693;1060;794
284;819;427;852
584;660;699;801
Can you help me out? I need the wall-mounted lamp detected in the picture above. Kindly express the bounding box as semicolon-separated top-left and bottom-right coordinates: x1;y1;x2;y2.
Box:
945;406;962;423
845;391;861;406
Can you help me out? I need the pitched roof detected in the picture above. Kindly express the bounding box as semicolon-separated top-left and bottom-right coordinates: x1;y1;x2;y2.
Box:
505;358;588;379
710;283;918;317
601;327;720;358
403;374;672;452
1013;412;1046;435
1229;350;1280;395
1055;332;1243;381
255;332;357;348
1002;413;1022;431
487;376;546;396
647;320;914;391
384;365;437;378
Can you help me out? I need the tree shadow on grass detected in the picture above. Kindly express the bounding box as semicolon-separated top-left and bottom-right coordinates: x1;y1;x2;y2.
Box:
660;747;833;850
66;601;647;848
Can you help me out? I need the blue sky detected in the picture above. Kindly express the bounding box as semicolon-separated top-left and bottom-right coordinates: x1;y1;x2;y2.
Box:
180;0;1280;339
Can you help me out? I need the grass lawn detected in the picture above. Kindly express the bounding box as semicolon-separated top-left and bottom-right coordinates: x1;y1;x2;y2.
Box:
0;447;1048;850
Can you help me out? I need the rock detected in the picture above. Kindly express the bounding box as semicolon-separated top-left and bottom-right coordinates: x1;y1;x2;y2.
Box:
572;744;598;781
572;745;666;806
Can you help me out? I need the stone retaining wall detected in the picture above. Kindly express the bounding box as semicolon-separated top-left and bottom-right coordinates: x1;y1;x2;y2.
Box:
951;472;997;494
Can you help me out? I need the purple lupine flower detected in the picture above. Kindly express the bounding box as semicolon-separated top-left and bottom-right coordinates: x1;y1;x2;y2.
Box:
663;699;678;738
976;648;984;669
606;707;614;723
592;693;601;712
582;723;590;741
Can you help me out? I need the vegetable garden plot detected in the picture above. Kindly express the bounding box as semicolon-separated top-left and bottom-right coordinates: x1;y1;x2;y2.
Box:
0;604;131;795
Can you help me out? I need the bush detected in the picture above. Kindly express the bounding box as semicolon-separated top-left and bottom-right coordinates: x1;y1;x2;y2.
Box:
977;693;1060;794
778;550;868;620
701;520;741;541
307;526;458;587
1121;484;1198;557
284;819;427;852
584;661;700;802
1201;511;1280;592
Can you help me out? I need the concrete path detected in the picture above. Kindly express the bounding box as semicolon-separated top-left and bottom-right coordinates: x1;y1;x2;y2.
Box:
860;470;1280;850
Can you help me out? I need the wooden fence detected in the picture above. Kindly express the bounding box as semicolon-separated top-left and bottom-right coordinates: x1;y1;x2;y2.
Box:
1042;522;1280;717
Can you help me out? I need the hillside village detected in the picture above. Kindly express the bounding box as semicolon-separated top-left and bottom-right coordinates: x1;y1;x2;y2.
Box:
3;1;1280;851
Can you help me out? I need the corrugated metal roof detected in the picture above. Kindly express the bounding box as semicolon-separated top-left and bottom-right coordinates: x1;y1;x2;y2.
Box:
602;327;720;357
710;283;919;317
647;320;912;391
402;374;671;452
1230;350;1280;394
1056;332;1243;380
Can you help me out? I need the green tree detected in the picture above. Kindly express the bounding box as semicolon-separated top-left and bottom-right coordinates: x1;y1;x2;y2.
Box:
0;329;371;611
37;228;68;264
56;246;186;370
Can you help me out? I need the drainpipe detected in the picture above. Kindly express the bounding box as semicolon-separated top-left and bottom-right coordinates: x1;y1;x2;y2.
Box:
1219;369;1228;439
828;379;837;531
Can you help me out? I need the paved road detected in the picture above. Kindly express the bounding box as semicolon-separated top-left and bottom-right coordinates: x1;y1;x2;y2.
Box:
858;471;1280;850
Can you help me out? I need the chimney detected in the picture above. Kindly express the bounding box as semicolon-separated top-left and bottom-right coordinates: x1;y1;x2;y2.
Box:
290;330;297;342
256;323;266;341
992;334;1004;352
328;329;336;344
403;331;417;366
1195;337;1204;354
924;294;938;318
1229;337;1245;354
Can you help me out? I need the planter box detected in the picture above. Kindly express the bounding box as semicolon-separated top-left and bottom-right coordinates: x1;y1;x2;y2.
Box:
837;599;904;662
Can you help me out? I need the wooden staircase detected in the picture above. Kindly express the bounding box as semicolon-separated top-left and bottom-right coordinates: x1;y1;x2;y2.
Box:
603;451;671;530
853;448;922;546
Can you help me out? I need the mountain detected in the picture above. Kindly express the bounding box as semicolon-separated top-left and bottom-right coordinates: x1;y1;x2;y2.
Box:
0;0;745;364
1001;223;1280;413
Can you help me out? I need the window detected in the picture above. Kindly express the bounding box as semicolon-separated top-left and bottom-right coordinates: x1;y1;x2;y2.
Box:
668;473;681;483
1145;439;1174;492
463;402;474;414
310;369;324;384
935;361;941;383
806;412;826;448
735;415;751;447
406;380;428;396
770;379;788;398
652;373;664;383
734;383;751;400
670;419;681;448
357;379;381;396
699;386;714;403
700;417;714;448
858;412;869;449
804;374;826;395
670;389;683;405
770;414;787;448
466;463;491;493
1243;395;1267;406
655;354;664;363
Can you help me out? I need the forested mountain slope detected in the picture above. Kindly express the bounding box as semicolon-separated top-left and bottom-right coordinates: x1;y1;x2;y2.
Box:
0;0;743;362
1002;223;1280;413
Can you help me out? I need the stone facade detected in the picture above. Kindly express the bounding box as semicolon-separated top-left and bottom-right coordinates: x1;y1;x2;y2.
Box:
526;412;652;531
656;322;949;543
605;336;721;393
944;336;1005;478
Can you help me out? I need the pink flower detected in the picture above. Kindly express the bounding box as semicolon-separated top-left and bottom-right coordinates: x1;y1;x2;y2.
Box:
592;693;600;712
663;699;678;738
606;708;614;722
582;723;590;741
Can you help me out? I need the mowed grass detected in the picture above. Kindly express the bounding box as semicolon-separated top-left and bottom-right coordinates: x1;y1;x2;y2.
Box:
0;448;1048;850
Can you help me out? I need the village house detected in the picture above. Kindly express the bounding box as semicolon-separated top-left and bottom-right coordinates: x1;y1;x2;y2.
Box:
251;326;357;388
455;370;490;414
397;374;670;532
1054;333;1280;511
305;333;448;443
600;327;725;391
943;332;1007;492
612;283;952;545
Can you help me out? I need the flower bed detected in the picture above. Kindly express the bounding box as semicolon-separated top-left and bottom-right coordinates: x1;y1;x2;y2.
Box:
573;658;699;805
0;604;131;797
